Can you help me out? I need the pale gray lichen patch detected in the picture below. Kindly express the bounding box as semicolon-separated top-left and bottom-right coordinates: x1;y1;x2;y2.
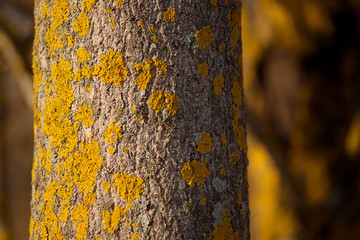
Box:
212;177;227;192
212;202;224;227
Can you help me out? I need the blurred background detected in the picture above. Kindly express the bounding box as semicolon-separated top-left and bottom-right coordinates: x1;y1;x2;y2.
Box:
0;0;359;239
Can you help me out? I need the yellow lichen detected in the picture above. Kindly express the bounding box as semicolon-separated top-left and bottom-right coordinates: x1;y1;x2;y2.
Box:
93;49;128;87
42;59;78;159
108;146;115;154
77;47;90;63
131;106;136;113
126;202;134;208
103;181;111;194
73;12;90;37
153;59;167;74
125;222;131;227
132;222;139;228
163;8;176;22
219;45;223;52
102;206;127;233
41;2;49;18
231;75;242;106
131;233;140;239
198;61;209;79
210;0;218;6
212;209;235;240
150;26;156;34
229;151;241;165
165;93;179;115
86;86;92;91
221;132;227;146
232;107;248;153
220;168;226;176
181;160;209;186
104;124;122;144
75;104;94;128
152;35;159;43
84;192;96;206
200;197;207;204
71;204;89;240
67;35;74;46
66;140;104;195
148;90;165;113
81;0;96;12
134;58;167;90
75;65;92;81
213;73;224;95
113;173;145;202
39;146;52;177
197;131;212;154
134;117;141;121
195;26;214;50
115;0;123;6
137;21;144;27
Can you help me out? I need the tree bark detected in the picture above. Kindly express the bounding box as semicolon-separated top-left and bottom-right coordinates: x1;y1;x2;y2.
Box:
30;0;249;239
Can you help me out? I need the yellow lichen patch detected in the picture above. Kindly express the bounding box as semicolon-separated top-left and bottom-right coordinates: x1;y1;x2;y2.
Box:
132;222;138;228
39;146;52;177
111;22;116;29
210;0;218;6
229;151;241;165
197;131;213;154
134;58;167;90
227;7;241;48
195;26;214;50
81;0;96;12
93;49;128;87
42;59;78;159
67;35;74;47
125;222;131;227
163;8;176;22
153;59;167;74
75;65;92;81
152;35;159;43
71;204;89;240
198;61;209;79
200;197;207;204
102;206;127;233
86;86;92;91
41;2;49;18
126;202;134;208
134;117;141;121
73;12;90;37
181;160;209;186
84;192;97;206
231;75;242;106
104;124;122;144
221;132;227;146
75;104;94;128
123;147;129;152
67;141;104;195
220;168;226;176
148;90;165;113
32;57;42;132
131;106;136;113
113;173;145;202
77;47;90;63
131;233;140;239
150;26;156;34
31;157;39;182
213;73;224;95
103;181;111;194
165;93;179;115
115;0;123;6
232;107;248;153
137;21;144;27
108;146;115;154
219;45;223;52
212;209;235;240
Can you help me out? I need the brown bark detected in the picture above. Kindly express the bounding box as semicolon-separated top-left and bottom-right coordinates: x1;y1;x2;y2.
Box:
30;0;249;239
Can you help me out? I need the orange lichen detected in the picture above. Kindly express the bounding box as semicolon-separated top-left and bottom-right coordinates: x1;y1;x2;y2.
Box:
131;233;140;239
84;192;96;206
108;146;116;154
163;8;176;22
125;222;131;227
197;131;213;154
134;58;167;90
103;206;127;233
181;160;209;186
213;73;224;95
113;173;145;202
81;0;96;12
75;104;94;128
41;2;49;18
212;209;235;240
132;222;139;228
93;49;128;87
71;204;89;239
148;90;165;113
104;124;122;144
103;181;111;194
77;47;90;63
231;75;242;106
73;12;90;37
75;65;92;81
221;132;227;146
210;0;218;6
137;22;144;27
42;59;78;159
198;61;209;79
126;202;134;208
86;86;92;91
165;93;179;115
195;26;214;50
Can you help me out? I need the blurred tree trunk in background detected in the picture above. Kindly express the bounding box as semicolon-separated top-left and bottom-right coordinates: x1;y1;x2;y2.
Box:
30;0;249;239
0;1;34;239
244;0;360;239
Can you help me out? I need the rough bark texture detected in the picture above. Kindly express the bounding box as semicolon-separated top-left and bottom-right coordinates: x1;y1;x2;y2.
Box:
30;0;249;239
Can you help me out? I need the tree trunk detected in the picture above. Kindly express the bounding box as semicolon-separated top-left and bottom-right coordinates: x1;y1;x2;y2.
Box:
30;0;249;239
